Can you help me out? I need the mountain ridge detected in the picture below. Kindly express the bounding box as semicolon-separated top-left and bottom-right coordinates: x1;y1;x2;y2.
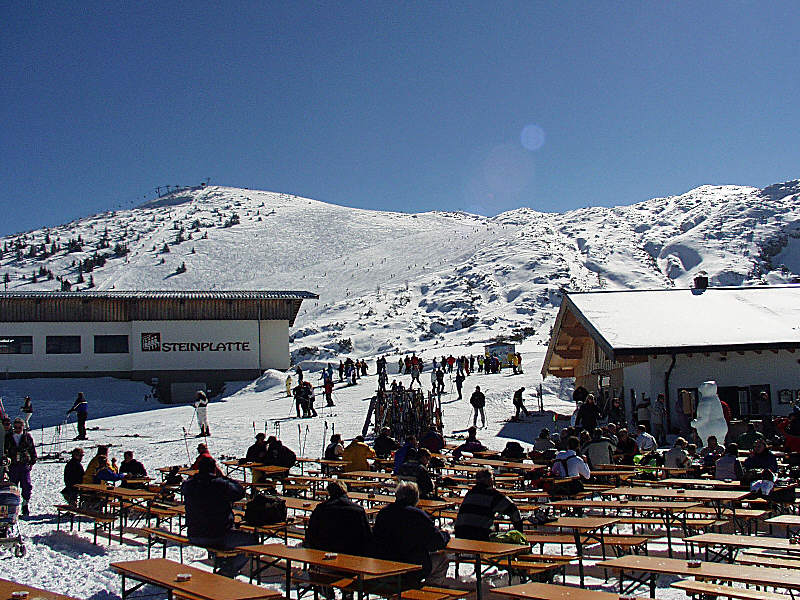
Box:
1;181;798;362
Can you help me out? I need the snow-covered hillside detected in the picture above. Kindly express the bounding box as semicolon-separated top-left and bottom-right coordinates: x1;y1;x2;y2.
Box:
1;181;799;363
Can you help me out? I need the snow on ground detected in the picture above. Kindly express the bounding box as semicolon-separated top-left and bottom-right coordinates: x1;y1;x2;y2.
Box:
4;345;687;600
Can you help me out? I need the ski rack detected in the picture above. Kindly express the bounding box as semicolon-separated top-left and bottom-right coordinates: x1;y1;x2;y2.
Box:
372;388;440;440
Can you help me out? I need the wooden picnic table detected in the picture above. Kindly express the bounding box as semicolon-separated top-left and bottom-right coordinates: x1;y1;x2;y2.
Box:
0;577;81;600
766;513;800;536
494;582;625;600
111;558;280;600
222;460;262;481
551;499;702;558
545;517;618;587
685;532;800;562
75;482;158;541
601;486;750;523
445;538;529;600
464;458;547;472
655;478;743;489
598;554;800;598
343;470;397;480
238;542;421;600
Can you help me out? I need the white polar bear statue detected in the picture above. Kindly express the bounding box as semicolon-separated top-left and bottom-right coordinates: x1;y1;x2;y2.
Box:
691;381;729;447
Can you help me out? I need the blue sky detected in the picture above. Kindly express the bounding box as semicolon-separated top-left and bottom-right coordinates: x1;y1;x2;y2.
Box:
2;2;799;235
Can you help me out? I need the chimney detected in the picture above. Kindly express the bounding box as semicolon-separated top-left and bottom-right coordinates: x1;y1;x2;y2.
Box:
693;273;709;290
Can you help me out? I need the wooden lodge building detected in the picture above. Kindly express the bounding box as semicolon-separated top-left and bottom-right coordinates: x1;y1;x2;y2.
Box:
541;282;800;428
0;290;317;401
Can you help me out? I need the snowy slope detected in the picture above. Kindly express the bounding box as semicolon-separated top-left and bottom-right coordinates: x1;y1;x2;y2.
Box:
1;181;798;365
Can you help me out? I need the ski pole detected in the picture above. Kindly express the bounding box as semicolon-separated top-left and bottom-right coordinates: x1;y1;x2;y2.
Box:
181;427;191;463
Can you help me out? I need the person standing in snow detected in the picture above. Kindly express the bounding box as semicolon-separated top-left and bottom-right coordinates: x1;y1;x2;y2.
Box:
470;386;486;428
5;417;37;516
410;363;421;389
20;396;33;430
512;387;529;420
454;371;465;400
67;392;89;441
194;390;210;437
285;375;292;398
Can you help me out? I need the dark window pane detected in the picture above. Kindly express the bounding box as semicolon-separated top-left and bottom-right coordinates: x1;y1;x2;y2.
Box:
0;336;33;354
94;335;129;354
46;335;81;354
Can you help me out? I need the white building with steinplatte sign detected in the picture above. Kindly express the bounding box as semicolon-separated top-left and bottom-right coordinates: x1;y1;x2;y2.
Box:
541;283;800;430
0;290;317;401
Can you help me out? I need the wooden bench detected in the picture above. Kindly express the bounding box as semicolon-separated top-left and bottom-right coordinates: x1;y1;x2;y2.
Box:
671;580;791;600
737;554;800;569
140;527;239;572
55;504;116;544
525;533;651;556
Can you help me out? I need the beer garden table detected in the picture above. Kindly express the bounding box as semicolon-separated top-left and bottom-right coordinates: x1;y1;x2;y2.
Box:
74;482;158;541
111;558;281;600
541;517;618;587
685;532;800;562
238;543;421;600
445;538;529;600
551;500;702;558
494;582;627;600
0;577;82;600
597;554;800;599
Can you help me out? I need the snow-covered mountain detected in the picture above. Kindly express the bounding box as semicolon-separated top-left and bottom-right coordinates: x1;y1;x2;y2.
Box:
2;181;799;362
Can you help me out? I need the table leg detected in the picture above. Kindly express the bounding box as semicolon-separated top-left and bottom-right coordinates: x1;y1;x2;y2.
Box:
573;530;585;588
663;510;674;559
649;573;655;599
121;573;127;600
619;570;624;594
475;555;483;600
285;558;292;599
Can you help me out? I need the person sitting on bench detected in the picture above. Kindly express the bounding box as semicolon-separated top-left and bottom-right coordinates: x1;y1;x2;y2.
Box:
182;456;256;577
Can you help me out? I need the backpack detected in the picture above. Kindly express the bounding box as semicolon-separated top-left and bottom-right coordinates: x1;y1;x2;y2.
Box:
244;493;287;526
546;457;585;497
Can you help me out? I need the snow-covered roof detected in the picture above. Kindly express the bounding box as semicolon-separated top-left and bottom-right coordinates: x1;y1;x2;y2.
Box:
0;290;318;300
543;285;800;377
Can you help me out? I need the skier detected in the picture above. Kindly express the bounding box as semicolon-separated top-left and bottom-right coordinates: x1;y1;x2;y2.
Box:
194;390;210;437
293;383;308;418
410;363;421;389
470;386;486;428
512;387;529;420
67;392;89;440
5;417;37;516
455;371;465;400
20;395;33;430
304;382;318;417
435;368;445;398
324;377;334;407
285;375;293;398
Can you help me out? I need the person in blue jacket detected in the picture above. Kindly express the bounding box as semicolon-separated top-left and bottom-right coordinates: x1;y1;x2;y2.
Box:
67;392;88;441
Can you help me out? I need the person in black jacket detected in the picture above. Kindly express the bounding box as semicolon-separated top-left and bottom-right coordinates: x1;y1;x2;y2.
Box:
62;447;85;505
372;481;450;586
398;448;438;500
181;456;256;577
305;481;372;555
470;386;486;428
5;417;37;515
373;427;399;459
454;469;523;541
119;450;148;488
575;394;602;432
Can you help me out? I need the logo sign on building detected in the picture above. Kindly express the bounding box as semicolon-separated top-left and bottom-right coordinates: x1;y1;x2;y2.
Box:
140;332;250;353
141;332;161;352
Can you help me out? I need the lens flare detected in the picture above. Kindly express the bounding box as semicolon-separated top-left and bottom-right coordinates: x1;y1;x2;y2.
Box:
520;124;546;151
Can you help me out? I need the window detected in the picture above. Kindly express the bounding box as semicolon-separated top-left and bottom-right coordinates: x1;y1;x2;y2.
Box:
46;335;81;354
0;336;33;354
94;335;129;354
